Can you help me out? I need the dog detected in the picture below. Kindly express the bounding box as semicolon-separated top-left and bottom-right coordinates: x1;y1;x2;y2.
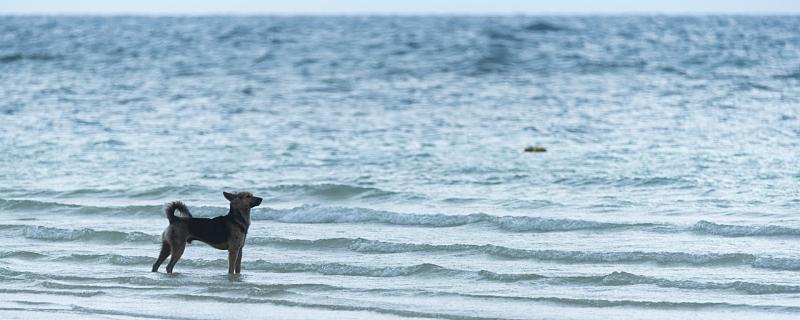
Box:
151;191;262;274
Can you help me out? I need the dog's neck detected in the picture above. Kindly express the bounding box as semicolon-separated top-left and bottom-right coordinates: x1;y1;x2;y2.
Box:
227;207;251;233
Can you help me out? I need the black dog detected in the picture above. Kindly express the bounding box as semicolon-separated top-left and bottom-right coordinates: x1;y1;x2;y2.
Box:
151;192;262;274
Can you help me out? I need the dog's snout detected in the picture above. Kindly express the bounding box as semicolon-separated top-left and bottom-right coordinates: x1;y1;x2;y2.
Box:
251;197;263;208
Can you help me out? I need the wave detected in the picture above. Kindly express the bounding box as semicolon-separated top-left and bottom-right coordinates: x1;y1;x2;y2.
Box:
172;293;509;320
3;277;796;319
1;183;416;202
479;269;800;294
39;281;167;292
115;186;205;199
246;261;449;277
0;224;160;244
691;220;800;237
552;176;696;188
2;197;649;233
12;226;800;272
430;293;800;312
11;221;800;274
247;237;800;271
255;205;647;232
58;253;155;266
0;265;334;295
265;183;417;201
0;198;83;212
174;292;800;316
0;198;162;216
29;234;792;271
8;198;800;240
0;185;214;201
0;288;102;297
562;271;800;295
475;270;546;282
67;305;205;320
22;225;157;243
0;251;47;259
5;252;800;295
49;252;452;277
0;201;648;234
5;217;641;248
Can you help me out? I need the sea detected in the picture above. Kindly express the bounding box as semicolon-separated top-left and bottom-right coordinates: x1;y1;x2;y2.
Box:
1;15;799;319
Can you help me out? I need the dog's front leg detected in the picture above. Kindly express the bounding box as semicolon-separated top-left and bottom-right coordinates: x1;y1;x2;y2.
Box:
228;247;240;274
235;247;243;274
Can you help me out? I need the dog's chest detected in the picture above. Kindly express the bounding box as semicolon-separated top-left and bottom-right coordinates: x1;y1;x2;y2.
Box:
227;229;246;247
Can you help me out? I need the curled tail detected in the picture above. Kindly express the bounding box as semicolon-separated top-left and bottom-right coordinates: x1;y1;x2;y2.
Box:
165;201;192;224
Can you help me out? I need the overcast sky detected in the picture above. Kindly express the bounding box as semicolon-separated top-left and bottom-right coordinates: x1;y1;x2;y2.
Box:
1;0;799;15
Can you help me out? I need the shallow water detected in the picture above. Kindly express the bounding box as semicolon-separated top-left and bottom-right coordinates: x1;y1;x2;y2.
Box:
1;15;800;319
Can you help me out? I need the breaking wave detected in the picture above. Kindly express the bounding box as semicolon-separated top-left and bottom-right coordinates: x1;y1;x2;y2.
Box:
265;184;413;201
353;239;754;264
6;252;800;295
254;205;647;232
21;233;800;271
692;220;800;237
1;198;650;233
8;198;800;240
0;198;161;216
22;225;157;243
560;271;800;295
248;237;800;270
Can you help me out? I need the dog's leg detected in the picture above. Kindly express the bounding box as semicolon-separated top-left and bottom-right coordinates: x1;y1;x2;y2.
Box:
151;241;171;272
228;247;240;274
166;242;186;274
235;247;243;274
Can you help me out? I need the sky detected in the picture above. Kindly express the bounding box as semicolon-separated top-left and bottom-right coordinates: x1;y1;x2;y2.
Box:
1;0;799;15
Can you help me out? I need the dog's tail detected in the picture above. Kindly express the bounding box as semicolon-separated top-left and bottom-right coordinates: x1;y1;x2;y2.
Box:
165;201;192;224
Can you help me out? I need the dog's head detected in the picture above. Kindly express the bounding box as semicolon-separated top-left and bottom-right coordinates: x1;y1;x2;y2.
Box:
223;191;262;212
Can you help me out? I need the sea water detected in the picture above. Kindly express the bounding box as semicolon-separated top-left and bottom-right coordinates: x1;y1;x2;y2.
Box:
1;16;800;319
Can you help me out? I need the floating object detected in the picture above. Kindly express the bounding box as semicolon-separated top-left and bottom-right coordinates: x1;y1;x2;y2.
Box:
524;146;547;153
524;22;564;32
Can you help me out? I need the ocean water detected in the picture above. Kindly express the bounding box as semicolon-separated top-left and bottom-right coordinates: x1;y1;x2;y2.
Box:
1;15;800;319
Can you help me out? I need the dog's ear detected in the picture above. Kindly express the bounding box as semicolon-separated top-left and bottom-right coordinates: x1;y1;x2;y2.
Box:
223;192;236;202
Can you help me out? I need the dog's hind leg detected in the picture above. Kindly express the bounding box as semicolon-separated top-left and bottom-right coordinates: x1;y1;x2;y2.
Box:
165;242;186;274
151;241;171;272
234;247;243;274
